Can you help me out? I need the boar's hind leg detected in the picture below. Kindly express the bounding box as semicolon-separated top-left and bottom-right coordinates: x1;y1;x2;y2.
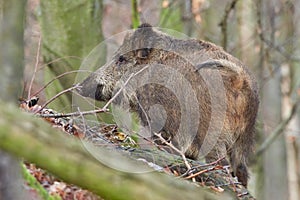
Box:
229;135;253;187
204;142;229;166
230;149;249;187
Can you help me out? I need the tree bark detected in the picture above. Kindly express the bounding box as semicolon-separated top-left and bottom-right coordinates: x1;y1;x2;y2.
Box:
0;0;25;102
261;66;288;200
39;0;105;110
280;3;300;199
0;0;27;199
0;103;223;200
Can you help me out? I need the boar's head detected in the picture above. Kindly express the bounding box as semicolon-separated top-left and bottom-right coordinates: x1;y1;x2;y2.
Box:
77;23;173;101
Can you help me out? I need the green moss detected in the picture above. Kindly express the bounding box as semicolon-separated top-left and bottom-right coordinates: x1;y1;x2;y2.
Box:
21;164;61;200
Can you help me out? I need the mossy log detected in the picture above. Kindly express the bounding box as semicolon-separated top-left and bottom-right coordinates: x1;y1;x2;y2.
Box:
0;103;225;200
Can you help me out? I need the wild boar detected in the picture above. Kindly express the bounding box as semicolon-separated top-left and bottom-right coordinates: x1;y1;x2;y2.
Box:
77;23;259;187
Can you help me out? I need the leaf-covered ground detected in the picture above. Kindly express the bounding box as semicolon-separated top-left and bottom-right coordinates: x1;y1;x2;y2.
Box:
20;97;255;200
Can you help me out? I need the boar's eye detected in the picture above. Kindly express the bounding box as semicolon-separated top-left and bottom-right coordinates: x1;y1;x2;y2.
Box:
118;55;125;62
116;55;127;66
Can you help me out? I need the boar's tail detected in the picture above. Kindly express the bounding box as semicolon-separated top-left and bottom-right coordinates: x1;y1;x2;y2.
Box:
195;59;251;91
195;59;243;75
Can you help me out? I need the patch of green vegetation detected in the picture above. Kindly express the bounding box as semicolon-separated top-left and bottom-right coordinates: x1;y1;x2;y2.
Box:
159;1;183;33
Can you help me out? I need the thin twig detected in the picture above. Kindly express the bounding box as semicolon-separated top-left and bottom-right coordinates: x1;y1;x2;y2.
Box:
31;69;93;98
136;97;152;135
255;1;300;63
38;56;82;71
39;65;151;118
28;35;42;99
37;91;105;118
179;156;226;178
259;36;300;62
237;192;250;197
42;43;77;68
223;165;236;191
102;65;150;111
38;108;108;118
153;132;195;182
184;165;223;180
192;157;226;169
135;131;171;154
215;182;240;187
102;73;135;111
36;85;80;113
219;0;239;50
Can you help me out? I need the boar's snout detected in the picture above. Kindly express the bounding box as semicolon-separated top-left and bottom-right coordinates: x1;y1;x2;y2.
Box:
76;73;106;101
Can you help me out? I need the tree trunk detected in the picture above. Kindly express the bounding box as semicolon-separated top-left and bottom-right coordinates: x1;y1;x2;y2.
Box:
281;2;300;199
0;0;27;199
261;67;288;200
0;0;25;102
258;0;294;199
281;63;300;200
39;0;105;110
294;0;300;195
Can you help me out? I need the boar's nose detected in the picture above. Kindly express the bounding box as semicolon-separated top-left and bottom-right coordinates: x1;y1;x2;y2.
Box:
75;80;105;101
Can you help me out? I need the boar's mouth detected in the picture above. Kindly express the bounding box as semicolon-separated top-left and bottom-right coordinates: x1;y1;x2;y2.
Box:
94;84;104;100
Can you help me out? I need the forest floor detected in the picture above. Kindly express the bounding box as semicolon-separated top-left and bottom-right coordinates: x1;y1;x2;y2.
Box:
19;96;256;200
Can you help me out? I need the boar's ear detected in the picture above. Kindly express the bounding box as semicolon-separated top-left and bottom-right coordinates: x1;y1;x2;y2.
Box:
136;48;152;59
130;23;154;59
138;23;152;28
135;23;153;36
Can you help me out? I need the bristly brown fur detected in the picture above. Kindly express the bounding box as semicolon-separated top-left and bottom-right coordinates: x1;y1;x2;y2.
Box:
77;23;259;187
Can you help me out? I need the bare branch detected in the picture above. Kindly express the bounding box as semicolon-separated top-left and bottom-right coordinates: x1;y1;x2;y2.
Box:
219;0;239;50
37;85;80;113
192;156;226;169
256;98;300;156
39;65;151;118
31;70;93;98
102;65;150;110
37;56;82;71
28;35;42;99
259;36;300;62
102;73;135;111
38;108;108;118
184;165;223;180
153;132;195;182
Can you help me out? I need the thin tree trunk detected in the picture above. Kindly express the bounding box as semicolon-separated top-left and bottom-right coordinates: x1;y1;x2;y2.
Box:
281;2;300;199
181;0;193;36
0;0;25;101
294;0;300;195
39;0;105;111
281;63;299;200
0;0;27;199
262;65;288;200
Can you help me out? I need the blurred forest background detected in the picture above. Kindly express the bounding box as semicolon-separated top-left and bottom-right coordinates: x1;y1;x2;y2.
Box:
1;0;300;199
